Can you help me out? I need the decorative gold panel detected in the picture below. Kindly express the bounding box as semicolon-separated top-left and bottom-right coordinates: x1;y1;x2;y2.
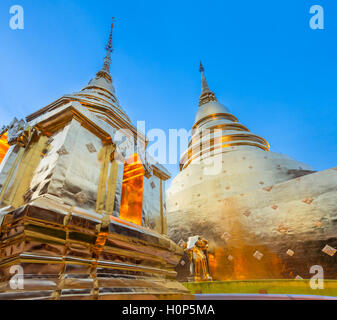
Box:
120;154;145;226
0;132;9;164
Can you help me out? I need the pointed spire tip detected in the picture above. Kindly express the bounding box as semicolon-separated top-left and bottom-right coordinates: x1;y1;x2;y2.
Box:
105;17;115;53
97;18;115;78
198;62;217;106
199;61;204;73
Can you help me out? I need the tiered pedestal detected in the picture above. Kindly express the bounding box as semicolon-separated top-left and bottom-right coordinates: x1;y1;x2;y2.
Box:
0;199;192;300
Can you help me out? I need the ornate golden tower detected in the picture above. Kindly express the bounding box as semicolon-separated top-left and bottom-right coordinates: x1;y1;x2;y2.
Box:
0;21;190;300
167;63;337;281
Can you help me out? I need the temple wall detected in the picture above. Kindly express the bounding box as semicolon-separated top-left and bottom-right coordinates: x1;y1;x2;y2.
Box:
142;175;162;233
0;104;171;235
0;133;49;208
112;160;124;218
0;145;23;198
28;120;104;212
28;124;70;203
161;179;167;234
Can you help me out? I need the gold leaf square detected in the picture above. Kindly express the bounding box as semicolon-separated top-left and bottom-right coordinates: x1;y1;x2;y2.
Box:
322;245;337;257
57;146;68;156
253;250;263;261
286;249;295;257
86;143;97;153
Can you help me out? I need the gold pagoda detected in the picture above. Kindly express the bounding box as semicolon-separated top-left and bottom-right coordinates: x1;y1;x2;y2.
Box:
0;22;190;300
167;63;337;281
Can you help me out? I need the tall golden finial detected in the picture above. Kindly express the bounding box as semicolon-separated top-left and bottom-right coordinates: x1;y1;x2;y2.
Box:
105;17;114;53
100;18;115;76
198;62;217;106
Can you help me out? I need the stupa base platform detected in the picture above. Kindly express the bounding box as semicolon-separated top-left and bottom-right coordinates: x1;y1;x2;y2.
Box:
184;279;337;298
0;198;192;300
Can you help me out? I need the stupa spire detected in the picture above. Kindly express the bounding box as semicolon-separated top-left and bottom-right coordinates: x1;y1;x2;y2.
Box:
97;18;115;81
199;61;217;106
80;18;118;97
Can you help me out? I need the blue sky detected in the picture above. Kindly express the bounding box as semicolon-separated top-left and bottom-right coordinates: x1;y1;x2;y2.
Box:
0;0;336;184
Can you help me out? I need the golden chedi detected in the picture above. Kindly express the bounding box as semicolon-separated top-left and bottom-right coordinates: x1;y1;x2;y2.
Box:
0;22;190;300
167;63;337;281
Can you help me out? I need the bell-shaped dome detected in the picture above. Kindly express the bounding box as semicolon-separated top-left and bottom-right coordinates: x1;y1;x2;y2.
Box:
195;100;231;124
